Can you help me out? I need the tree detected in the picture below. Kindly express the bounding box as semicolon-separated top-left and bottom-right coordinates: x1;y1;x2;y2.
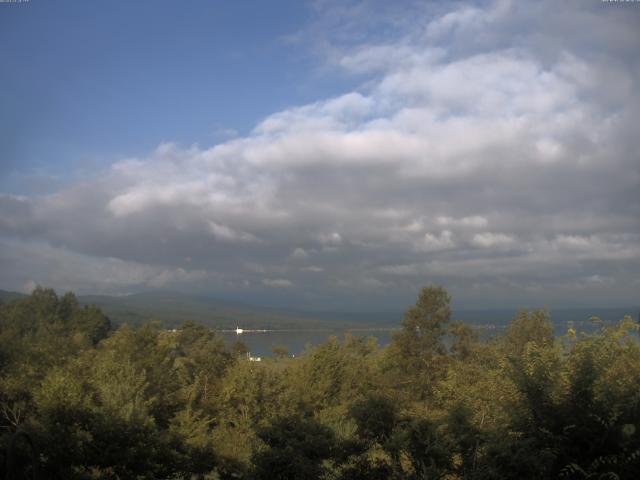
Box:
272;344;289;359
397;418;453;480
252;415;336;480
387;285;451;398
503;309;554;357
449;320;478;361
349;394;398;446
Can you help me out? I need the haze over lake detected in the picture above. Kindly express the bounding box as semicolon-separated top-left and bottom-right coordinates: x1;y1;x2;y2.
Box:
217;306;636;357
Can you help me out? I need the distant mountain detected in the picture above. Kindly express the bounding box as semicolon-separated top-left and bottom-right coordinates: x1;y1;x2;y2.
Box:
1;288;637;331
454;307;639;326
76;291;362;329
0;288;385;329
81;293;638;331
0;289;27;303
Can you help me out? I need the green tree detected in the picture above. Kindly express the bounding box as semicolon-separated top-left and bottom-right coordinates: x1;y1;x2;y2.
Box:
252;415;336;480
386;285;451;399
349;394;398;446
449;320;478;361
272;344;289;359
503;309;554;356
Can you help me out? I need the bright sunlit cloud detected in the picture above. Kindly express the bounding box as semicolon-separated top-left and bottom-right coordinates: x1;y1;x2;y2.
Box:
1;0;639;309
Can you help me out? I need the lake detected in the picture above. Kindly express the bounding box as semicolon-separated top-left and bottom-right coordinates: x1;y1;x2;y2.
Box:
218;328;398;358
215;313;631;358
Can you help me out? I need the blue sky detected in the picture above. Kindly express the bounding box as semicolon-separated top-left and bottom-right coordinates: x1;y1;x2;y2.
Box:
1;0;639;310
1;0;356;192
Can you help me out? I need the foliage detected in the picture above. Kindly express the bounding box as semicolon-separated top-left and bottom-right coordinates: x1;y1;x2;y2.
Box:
385;285;451;399
1;286;639;479
252;415;336;480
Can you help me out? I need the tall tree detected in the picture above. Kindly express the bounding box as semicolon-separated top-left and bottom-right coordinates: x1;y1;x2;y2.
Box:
387;285;451;398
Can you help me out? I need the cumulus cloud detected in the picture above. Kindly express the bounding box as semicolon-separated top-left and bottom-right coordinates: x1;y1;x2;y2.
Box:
436;216;488;228
291;247;310;260
263;278;294;288
418;230;455;252
208;221;260;243
0;238;209;294
301;266;324;272
472;232;514;249
0;0;639;308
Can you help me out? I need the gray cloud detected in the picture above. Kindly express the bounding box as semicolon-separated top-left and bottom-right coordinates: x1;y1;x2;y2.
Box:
1;0;639;309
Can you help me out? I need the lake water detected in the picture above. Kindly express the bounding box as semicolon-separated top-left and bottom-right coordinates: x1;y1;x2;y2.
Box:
218;328;398;358
216;315;630;358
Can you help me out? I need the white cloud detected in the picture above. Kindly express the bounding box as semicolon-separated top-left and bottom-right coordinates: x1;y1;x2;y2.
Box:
317;232;342;245
401;219;424;232
418;230;455;252
208;221;259;243
436;216;488;228
263;278;293;288
1;0;639;308
291;247;309;259
0;238;209;295
22;280;38;294
379;264;420;276
554;234;592;251
472;232;515;248
301;265;324;272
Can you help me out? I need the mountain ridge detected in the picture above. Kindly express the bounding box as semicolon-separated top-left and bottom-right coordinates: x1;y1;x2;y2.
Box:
1;289;637;330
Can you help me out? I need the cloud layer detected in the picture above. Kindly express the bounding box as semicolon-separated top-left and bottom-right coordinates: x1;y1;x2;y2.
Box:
1;0;639;309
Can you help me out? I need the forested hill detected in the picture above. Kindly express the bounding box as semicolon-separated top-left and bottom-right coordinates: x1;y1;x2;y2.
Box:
0;289;26;303
1;286;639;479
76;291;341;329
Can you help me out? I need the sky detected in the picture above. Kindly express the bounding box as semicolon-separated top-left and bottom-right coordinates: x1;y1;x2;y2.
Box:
0;0;639;311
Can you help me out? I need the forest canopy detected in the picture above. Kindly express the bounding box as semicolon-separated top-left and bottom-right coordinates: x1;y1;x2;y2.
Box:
1;286;639;479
